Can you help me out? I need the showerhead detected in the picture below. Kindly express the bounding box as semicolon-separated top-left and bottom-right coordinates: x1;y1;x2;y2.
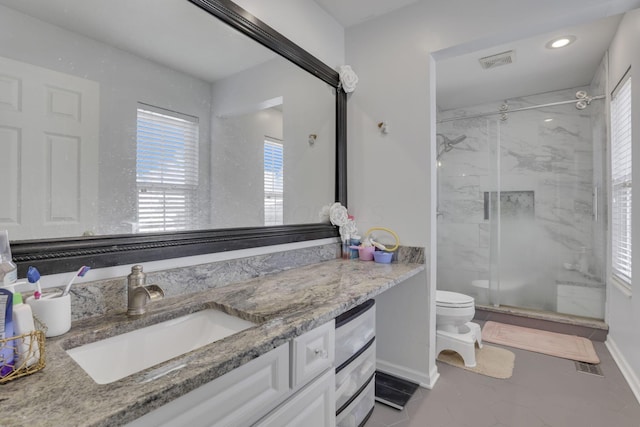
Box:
449;135;467;145
436;133;467;160
437;133;467;146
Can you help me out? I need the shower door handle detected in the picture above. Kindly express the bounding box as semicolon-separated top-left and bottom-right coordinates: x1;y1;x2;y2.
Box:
593;187;598;223
484;192;490;220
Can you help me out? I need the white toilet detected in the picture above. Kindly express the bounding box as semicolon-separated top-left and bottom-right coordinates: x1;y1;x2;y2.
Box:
435;290;482;367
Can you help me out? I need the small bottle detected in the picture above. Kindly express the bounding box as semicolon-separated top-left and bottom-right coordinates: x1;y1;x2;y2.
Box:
342;236;350;260
12;292;38;368
0;288;14;377
350;235;361;259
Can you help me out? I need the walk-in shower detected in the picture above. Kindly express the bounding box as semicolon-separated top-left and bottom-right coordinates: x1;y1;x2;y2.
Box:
436;84;607;321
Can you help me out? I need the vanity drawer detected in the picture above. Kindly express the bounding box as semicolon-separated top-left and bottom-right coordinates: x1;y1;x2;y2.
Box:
127;343;289;427
336;338;376;413
335;374;375;427
291;320;335;388
335;302;375;369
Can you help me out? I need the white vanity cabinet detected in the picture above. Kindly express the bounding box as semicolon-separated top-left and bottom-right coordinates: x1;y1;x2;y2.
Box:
127;320;335;427
255;320;336;427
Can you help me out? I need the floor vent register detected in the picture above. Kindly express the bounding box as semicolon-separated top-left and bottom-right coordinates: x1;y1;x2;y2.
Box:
575;361;604;377
374;371;419;410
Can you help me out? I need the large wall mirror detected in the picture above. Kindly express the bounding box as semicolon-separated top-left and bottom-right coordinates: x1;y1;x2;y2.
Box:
0;0;346;275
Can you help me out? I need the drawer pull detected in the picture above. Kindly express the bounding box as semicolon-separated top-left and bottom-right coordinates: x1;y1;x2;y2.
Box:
314;348;328;358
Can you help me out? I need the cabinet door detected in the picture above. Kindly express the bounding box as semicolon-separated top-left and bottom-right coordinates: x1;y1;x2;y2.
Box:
256;368;335;427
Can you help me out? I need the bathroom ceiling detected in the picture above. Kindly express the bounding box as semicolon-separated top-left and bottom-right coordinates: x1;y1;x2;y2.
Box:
436;15;623;110
313;0;419;27
312;0;631;110
0;0;275;83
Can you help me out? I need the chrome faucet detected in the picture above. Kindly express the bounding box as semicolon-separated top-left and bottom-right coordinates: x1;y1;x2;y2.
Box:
127;265;164;316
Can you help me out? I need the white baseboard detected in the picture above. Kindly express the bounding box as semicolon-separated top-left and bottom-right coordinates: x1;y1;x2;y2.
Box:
605;337;640;405
376;359;440;390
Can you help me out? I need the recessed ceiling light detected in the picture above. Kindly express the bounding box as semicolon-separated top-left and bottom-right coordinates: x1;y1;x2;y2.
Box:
546;35;576;49
544;118;553;122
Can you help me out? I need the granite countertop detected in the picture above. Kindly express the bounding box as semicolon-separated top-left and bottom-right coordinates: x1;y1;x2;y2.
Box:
0;259;424;427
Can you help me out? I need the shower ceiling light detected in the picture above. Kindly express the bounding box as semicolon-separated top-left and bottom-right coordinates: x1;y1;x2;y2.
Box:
546;35;576;49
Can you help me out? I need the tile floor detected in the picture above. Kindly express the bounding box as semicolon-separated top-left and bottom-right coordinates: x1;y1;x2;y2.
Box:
366;341;640;427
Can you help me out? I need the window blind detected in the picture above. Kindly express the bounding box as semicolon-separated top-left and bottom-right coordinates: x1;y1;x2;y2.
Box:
610;75;632;286
136;105;199;232
264;138;284;226
137;188;194;232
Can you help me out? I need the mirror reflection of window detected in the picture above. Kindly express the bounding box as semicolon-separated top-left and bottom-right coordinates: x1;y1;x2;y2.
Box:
136;104;199;232
264;137;284;226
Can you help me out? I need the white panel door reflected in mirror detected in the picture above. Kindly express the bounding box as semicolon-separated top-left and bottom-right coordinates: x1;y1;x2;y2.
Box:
0;56;99;239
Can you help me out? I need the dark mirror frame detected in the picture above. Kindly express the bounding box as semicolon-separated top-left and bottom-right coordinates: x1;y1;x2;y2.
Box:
12;0;347;276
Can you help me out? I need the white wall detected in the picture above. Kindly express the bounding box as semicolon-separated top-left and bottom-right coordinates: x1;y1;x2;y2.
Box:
605;8;640;402
375;270;436;389
232;0;345;68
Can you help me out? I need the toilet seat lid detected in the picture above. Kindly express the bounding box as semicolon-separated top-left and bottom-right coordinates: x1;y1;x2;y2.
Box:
436;290;474;307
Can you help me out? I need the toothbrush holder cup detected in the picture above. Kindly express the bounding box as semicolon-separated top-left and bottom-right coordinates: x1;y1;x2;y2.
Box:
358;246;375;261
373;251;394;264
26;292;71;337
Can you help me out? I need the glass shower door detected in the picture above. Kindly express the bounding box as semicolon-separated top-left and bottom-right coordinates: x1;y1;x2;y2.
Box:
437;87;606;320
488;99;606;317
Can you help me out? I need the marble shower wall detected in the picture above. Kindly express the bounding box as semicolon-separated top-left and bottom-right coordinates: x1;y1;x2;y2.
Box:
437;86;606;315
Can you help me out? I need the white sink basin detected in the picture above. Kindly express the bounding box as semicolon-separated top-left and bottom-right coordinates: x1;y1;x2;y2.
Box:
66;309;256;384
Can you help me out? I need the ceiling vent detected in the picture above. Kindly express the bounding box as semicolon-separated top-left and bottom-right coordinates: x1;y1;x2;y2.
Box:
478;50;515;70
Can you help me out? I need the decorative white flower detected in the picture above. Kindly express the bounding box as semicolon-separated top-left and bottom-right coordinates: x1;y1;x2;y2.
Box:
338;65;358;93
318;205;331;223
339;218;358;239
329;202;348;227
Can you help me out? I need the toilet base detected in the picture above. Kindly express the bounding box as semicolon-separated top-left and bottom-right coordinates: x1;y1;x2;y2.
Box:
436;322;482;368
